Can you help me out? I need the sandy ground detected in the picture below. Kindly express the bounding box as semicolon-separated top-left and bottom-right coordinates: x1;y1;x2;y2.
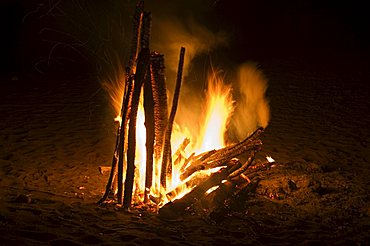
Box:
1;56;370;245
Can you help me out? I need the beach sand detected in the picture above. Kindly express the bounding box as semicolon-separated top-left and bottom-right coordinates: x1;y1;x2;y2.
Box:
1;55;369;245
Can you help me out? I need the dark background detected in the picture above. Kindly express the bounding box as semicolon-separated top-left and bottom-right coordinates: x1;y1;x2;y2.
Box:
0;0;369;80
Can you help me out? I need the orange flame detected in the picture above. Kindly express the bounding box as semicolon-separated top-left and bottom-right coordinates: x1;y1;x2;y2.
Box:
103;66;266;207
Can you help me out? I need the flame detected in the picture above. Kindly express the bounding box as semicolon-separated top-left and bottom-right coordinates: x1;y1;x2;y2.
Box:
101;64;126;123
134;99;147;197
197;73;234;153
266;155;275;163
103;66;262;207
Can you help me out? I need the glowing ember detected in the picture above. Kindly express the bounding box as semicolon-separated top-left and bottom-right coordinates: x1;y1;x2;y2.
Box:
205;185;220;195
266;155;275;163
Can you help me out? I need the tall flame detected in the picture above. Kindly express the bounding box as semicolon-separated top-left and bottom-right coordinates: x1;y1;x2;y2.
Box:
197;73;234;153
102;66;266;207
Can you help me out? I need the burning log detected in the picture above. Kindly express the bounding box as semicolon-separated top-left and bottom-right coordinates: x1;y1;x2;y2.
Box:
123;49;150;208
127;0;144;74
98;75;134;205
141;12;154;204
99;1;147;206
173;138;190;167
116;75;135;205
140;12;151;50
228;150;257;178
99;1;271;215
161;47;186;188
159;159;243;219
159;167;230;220
150;53;169;165
144;69;155;203
180;138;262;181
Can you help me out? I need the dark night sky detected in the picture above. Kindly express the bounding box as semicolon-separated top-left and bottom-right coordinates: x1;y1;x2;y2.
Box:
0;0;369;78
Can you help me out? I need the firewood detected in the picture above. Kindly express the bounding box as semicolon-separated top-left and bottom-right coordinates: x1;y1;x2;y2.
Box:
180;139;262;180
143;66;155;203
202;127;264;164
116;75;135;205
161;47;186;188
179;127;263;180
166;159;240;202
123;49;150;209
180;152;195;172
140;11;151;50
150;53;168;165
159;167;230;220
173;138;190;167
99;74;134;205
127;0;144;74
228;150;257;178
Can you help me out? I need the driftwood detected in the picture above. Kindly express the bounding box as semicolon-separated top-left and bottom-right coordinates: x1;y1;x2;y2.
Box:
160;47;186;188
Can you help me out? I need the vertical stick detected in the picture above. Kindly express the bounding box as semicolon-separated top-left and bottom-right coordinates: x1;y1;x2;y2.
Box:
123;49;150;209
127;1;144;74
160;47;186;189
116;76;134;205
150;53;168;185
143;65;155;203
140;12;151;50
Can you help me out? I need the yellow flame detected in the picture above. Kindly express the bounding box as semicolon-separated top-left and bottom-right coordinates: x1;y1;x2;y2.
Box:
135;98;147;198
103;67;260;208
101;64;126;121
197;73;234;153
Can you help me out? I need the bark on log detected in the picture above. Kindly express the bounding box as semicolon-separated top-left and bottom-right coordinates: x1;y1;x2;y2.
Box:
161;47;186;188
143;63;155;203
180;139;262;180
173;138;190;167
228;150;257;178
150;53;168;164
202;127;264;164
140;12;151;50
159;167;230;220
123;49;150;209
116;76;134;204
127;1;144;74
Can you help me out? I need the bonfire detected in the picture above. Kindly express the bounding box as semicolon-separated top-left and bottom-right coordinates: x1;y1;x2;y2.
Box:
99;1;272;218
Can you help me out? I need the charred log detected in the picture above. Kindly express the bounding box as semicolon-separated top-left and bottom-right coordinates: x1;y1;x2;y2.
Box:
150;53;169;165
161;47;186;188
123;49;150;208
143;67;155;203
127;1;144;74
159;167;230;220
180;139;262;180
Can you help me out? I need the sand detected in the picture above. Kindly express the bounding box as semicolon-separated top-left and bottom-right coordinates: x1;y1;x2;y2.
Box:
1;55;369;245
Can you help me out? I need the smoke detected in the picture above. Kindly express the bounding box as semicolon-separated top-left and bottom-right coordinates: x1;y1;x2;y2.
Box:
150;17;228;91
230;62;270;140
